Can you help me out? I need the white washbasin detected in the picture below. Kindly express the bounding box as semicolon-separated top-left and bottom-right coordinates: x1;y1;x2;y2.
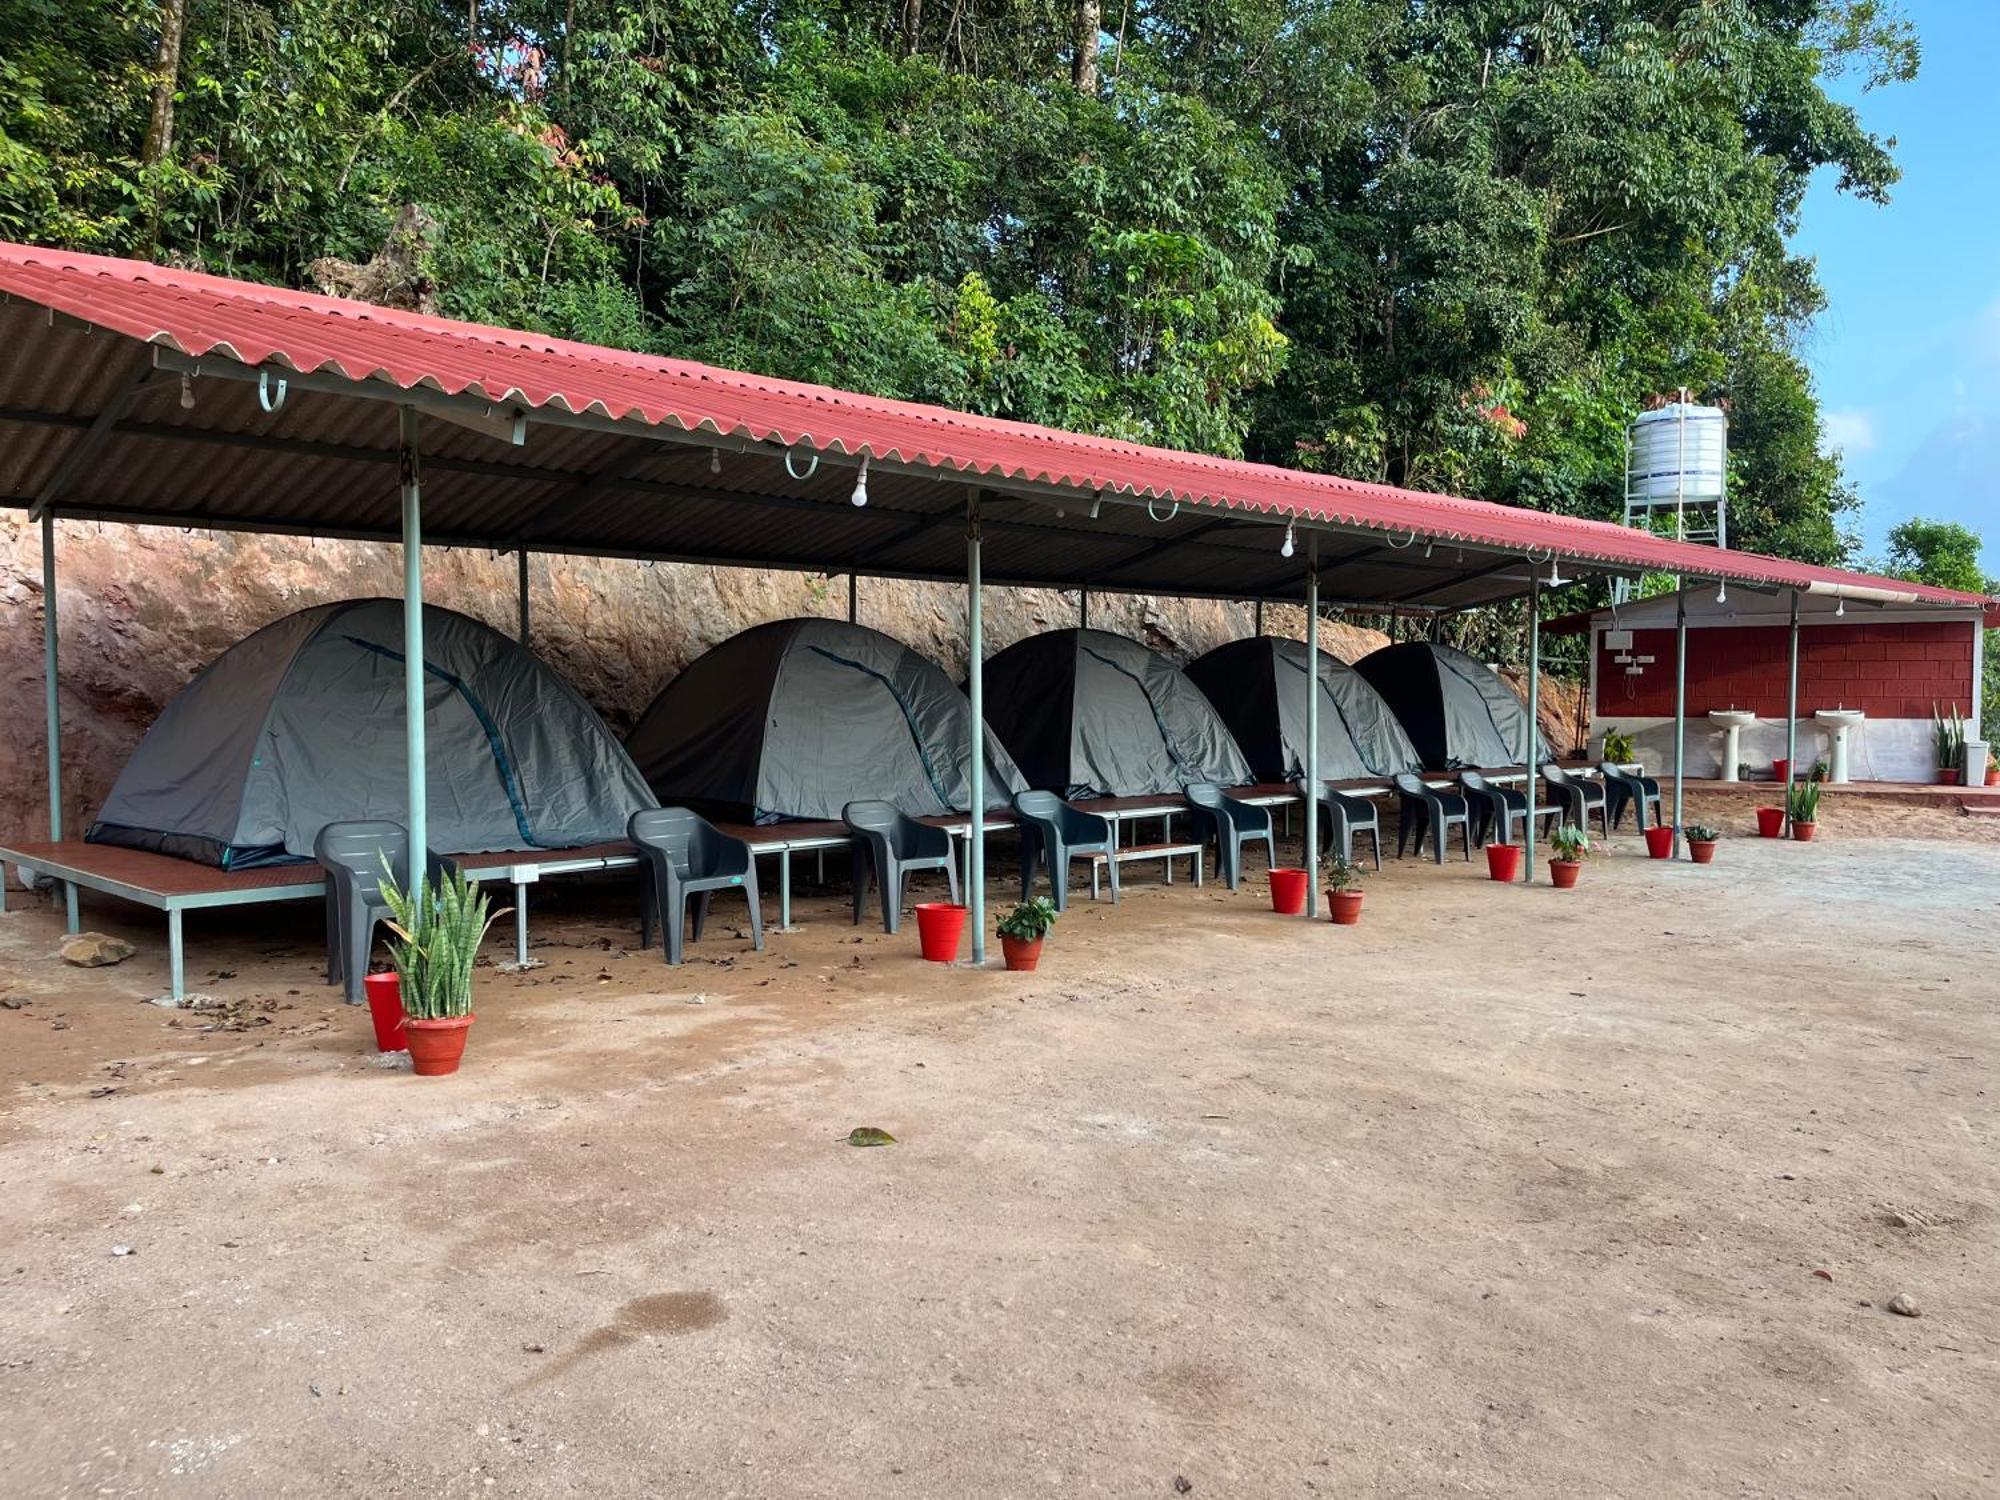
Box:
1813;708;1865;784
1708;709;1757;780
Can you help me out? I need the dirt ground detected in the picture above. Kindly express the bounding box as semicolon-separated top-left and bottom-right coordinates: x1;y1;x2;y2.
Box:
1;794;1996;1498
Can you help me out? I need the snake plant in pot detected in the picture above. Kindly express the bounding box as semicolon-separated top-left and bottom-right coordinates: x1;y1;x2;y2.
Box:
1933;704;1965;786
996;896;1057;972
1786;780;1822;842
380;862;507;1076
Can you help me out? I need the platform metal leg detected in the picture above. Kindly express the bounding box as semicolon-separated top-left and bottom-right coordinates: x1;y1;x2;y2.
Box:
514;883;529;967
779;851;794;930
167;906;185;1003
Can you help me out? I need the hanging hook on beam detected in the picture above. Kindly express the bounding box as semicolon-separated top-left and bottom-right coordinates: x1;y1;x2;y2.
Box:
258;368;289;413
783;447;821;482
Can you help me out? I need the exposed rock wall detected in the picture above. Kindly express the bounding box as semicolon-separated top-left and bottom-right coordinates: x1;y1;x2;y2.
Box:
1;514;1400;845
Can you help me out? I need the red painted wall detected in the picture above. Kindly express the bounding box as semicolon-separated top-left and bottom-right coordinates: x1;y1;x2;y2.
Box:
1595;621;1975;719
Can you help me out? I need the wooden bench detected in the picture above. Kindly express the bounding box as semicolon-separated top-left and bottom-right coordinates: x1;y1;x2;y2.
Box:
1087;840;1204;895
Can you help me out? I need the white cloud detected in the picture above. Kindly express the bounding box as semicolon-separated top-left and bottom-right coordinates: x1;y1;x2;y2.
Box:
1820;407;1876;455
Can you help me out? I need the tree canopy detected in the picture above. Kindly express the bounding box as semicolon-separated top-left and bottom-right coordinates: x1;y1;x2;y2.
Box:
0;0;1920;576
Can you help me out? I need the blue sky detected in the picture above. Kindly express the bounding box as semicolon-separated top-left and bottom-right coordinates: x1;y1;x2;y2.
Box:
1792;0;2000;575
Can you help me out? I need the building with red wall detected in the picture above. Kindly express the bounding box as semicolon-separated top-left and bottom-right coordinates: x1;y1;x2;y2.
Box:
1557;588;1990;783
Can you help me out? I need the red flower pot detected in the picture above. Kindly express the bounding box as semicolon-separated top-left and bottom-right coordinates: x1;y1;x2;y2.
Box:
1688;840;1717;864
1268;867;1309;915
1755;807;1786;839
1772;758;1791;785
1326;889;1364;925
1484;843;1523;882
1549;859;1582;889
1000;934;1043;972
914;902;968;963
1939;768;1960;786
361;971;407;1053
1791;821;1818;843
404;1014;474;1077
1643;826;1675;860
1987;767;1998;787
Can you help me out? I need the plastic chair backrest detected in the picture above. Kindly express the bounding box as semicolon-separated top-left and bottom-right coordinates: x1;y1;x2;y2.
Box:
314;820;409;896
1459;770;1491;795
1392;772;1431;799
1541;762;1571;787
1184;782;1225;810
1597;759;1630;783
1013;790;1062;821
629;807;701;871
841;800;899;836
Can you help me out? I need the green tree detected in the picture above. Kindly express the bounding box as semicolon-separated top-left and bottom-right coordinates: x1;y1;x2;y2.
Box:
0;0;1923;574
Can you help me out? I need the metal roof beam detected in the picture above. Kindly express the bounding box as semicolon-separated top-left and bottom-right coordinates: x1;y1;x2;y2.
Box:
4;492;1466;608
1091;517;1246;580
27;354;161;520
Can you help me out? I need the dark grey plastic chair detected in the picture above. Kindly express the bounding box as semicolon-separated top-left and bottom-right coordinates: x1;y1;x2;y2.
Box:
1391;773;1472;863
629;808;764;966
1293;778;1382;870
842;800;961;934
1598;759;1662;831
1541;763;1610;837
1013;790;1117;910
313;820;454;1005
1183;783;1276;891
1458;770;1557;848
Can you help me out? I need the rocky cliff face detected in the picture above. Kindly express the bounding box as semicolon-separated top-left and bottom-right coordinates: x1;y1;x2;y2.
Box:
2;514;1405;845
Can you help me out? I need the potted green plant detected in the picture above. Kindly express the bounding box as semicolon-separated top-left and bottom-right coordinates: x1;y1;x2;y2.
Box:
1933;704;1965;786
1603;728;1637;764
1809;759;1830;784
1988;749;1999;789
996;896;1057;972
1547;824;1594;888
1786;780;1821;842
380;863;506;1076
1685;823;1720;864
1320;853;1364;925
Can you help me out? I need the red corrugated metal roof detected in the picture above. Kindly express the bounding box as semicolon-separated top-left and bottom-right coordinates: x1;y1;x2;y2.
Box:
0;241;1989;608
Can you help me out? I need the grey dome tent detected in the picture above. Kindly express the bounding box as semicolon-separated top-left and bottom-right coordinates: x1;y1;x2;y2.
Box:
980;628;1253;798
87;599;655;869
1186;637;1423;782
1352;641;1550;770
625;618;1026;825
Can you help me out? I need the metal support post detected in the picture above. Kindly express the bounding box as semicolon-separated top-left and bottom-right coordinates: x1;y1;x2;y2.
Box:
1785;590;1801;826
42;513;78;931
517;549;531;644
400;408;428;862
966;489;986;964
848;571;858;624
1523;579;1541;882
1672;589;1688;854
1303;538;1320;916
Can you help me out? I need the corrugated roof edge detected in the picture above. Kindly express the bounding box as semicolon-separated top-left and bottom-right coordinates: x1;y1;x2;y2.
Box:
0;241;1991;610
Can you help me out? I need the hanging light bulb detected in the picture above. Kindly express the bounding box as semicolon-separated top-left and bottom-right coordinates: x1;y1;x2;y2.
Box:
1836;597;1846;617
179;371;196;410
1715;579;1727;604
1280;522;1295;559
709;449;722;475
1545;556;1567;588
1422;538;1435;559
849;452;870;507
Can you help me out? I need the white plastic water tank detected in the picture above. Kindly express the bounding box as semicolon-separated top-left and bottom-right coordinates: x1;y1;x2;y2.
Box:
1627;403;1727;503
